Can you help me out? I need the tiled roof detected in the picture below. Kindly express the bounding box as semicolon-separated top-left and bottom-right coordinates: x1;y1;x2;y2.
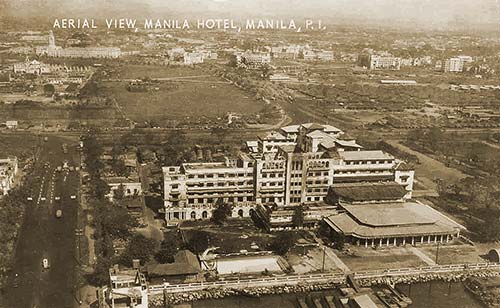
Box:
146;250;201;277
330;182;407;202
324;201;464;239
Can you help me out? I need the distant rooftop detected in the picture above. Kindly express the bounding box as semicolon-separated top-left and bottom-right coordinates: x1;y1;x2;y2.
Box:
339;150;393;161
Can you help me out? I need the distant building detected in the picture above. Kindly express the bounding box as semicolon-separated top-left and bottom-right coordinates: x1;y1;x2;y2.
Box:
183;52;204;65
358;54;401;70
236;52;271;69
36;31;121;59
380;80;417;85
5;120;18;129
443;56;473;73
167;47;186;61
269;73;291;82
13;58;51;75
0;157;18;195
317;51;334;61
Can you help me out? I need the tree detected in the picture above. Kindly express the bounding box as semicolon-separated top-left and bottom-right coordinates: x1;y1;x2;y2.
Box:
269;232;296;255
43;83;55;96
260;64;271;79
113;184;126;201
155;231;180;263
186;230;211;254
210;127;227;143
212;202;232;225
101;203;139;240
120;234;157;266
90;177;110;200
292;205;304;228
331;232;346;250
111;158;129;177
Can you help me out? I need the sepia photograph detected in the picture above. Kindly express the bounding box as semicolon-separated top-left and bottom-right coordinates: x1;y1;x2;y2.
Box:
0;1;499;307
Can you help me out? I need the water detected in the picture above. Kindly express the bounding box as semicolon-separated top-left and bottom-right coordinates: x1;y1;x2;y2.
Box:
397;281;484;308
192;282;484;308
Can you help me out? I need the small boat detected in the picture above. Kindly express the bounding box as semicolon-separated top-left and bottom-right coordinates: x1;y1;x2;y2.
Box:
376;291;399;308
389;285;412;305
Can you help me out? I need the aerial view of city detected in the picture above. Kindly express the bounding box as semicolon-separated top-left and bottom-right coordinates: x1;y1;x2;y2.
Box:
0;0;499;307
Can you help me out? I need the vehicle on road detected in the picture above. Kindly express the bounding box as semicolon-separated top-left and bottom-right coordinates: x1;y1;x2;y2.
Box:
55;209;62;218
27;197;33;201
62;143;68;154
70;195;76;200
40;197;46;201
55;196;60;201
13;273;19;288
42;258;50;269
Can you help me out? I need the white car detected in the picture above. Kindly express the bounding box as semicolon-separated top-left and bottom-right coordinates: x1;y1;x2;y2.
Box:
40;197;46;201
55;209;62;218
70;195;77;200
27;197;33;201
55;196;60;201
42;258;50;269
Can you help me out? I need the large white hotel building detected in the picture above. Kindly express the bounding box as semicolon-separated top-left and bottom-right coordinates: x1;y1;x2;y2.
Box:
162;123;414;224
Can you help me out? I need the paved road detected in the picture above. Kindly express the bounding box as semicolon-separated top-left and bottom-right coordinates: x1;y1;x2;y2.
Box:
3;136;81;308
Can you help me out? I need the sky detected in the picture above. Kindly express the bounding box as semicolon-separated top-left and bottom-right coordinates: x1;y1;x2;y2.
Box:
1;0;500;30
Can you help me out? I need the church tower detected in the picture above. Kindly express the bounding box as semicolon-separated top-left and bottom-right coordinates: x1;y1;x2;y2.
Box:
48;30;55;48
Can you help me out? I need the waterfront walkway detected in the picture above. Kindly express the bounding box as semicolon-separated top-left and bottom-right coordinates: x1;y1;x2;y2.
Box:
149;262;500;295
409;246;437;266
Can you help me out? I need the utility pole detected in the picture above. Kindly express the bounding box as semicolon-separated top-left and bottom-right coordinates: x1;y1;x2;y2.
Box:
435;241;440;264
322;246;326;272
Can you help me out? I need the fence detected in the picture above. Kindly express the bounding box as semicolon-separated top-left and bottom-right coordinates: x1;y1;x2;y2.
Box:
149;262;500;295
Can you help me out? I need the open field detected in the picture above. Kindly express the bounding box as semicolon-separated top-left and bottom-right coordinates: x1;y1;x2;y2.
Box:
101;65;265;123
0;134;40;160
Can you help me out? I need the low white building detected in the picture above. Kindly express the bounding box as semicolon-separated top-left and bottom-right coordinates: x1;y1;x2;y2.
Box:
101;266;148;308
0;157;18;195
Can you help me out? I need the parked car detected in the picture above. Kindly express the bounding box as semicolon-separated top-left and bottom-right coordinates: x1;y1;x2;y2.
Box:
55;209;62;218
42;258;50;269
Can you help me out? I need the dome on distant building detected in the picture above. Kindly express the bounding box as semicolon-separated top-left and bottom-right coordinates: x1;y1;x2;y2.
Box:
488;249;500;263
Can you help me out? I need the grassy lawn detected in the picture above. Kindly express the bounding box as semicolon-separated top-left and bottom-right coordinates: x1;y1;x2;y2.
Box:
418;244;487;265
340;254;426;271
181;218;275;254
338;246;428;271
101;65;265;123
